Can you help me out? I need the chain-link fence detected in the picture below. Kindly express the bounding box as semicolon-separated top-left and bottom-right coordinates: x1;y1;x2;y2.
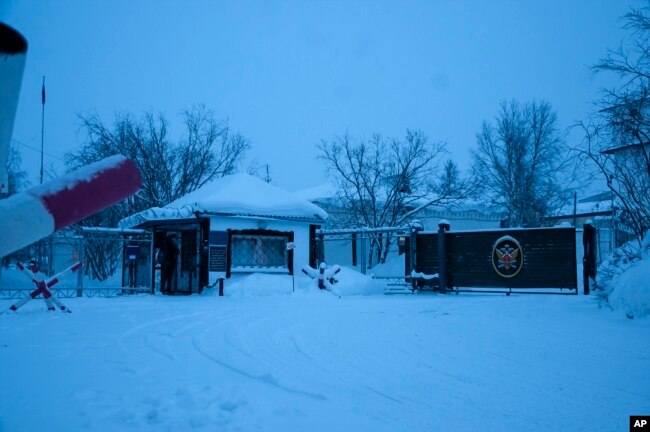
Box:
316;226;412;293
0;228;152;299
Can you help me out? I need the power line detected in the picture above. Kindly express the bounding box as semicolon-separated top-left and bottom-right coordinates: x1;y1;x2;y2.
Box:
11;138;65;162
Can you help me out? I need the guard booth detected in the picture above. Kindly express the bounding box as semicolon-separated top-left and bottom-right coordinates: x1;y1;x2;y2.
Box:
150;219;209;295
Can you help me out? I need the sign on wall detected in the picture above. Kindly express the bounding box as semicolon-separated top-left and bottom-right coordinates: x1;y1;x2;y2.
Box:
209;231;228;276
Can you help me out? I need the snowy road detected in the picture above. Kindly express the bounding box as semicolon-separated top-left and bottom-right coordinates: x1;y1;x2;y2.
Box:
1;292;648;432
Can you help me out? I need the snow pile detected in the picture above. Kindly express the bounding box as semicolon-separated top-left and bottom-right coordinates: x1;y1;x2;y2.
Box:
216;267;384;298
595;233;650;319
329;266;384;296
368;254;405;278
410;269;438;280
219;273;302;297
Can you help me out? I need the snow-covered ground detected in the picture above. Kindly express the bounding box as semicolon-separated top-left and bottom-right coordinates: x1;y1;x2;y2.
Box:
1;273;648;432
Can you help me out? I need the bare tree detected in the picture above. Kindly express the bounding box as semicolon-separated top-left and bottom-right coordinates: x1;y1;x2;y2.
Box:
318;130;471;266
576;5;650;242
6;142;28;194
69;105;249;210
473;100;570;227
66;105;250;280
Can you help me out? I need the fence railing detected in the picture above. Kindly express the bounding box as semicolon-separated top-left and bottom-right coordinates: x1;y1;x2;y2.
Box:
0;228;153;299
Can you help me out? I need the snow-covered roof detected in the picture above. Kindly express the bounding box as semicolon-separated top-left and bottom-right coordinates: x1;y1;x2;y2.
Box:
120;174;328;228
553;191;614;218
292;183;338;202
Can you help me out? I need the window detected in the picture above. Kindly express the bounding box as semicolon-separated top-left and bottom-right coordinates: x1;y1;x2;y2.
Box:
231;234;288;271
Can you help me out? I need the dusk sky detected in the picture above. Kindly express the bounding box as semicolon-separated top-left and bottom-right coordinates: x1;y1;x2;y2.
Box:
1;0;638;191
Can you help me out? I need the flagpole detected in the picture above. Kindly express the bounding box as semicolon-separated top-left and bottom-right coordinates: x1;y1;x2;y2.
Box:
40;76;45;185
39;76;46;273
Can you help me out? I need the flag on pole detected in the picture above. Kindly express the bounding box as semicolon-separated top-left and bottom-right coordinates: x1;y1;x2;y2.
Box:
41;77;45;105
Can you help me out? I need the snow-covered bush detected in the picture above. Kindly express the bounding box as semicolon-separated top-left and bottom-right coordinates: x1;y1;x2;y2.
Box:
593;233;650;319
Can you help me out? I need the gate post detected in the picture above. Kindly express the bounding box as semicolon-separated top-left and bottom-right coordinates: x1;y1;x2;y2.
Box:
77;235;84;297
437;220;450;294
360;230;367;275
409;221;423;290
583;220;597;295
318;233;324;265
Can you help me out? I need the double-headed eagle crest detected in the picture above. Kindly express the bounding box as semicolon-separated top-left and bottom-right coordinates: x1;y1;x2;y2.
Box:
492;235;523;278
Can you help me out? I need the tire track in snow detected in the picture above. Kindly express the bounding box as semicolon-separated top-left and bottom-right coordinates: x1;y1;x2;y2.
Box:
191;325;327;401
117;312;208;360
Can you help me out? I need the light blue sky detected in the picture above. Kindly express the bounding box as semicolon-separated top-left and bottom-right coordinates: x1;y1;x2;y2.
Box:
1;0;638;191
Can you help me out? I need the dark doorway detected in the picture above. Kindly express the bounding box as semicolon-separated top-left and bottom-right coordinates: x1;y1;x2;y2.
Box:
152;220;208;295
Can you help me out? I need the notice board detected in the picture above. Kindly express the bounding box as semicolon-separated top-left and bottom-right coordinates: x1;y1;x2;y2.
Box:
209;231;228;276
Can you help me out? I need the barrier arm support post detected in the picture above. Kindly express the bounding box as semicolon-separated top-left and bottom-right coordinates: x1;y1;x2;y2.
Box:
437;220;450;294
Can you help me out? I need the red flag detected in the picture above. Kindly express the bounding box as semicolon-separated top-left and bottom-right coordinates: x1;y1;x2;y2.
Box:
41;77;45;105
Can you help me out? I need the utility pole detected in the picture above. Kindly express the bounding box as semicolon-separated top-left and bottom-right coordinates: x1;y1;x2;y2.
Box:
264;164;271;183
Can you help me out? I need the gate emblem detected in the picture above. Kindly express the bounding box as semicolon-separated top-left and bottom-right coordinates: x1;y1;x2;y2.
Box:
492;235;523;278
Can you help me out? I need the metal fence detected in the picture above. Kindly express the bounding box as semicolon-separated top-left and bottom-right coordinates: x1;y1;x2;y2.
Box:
0;228;152;299
316;226;413;293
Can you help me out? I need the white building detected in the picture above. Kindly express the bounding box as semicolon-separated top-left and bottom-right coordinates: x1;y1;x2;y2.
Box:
120;174;327;294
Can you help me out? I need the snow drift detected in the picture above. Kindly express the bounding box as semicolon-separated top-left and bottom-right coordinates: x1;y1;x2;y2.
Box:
594;232;650;319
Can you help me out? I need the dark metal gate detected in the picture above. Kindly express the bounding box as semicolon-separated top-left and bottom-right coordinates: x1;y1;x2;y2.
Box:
408;223;585;295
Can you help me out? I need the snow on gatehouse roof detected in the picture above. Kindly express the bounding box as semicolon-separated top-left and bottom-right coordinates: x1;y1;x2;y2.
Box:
119;174;328;228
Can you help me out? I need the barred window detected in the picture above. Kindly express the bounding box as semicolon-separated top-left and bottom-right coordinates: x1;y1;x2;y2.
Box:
231;234;288;270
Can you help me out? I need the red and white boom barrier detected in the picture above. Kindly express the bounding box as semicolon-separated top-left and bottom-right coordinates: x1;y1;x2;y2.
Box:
0;24;142;257
0;155;142;257
0;23;28;198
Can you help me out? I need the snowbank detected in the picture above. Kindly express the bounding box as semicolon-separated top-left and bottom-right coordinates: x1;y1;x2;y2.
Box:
214;267;384;298
595;233;650;319
217;273;301;297
333;266;384;296
367;254;405;278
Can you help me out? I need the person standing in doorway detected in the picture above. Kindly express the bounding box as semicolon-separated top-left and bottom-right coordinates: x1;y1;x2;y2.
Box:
162;233;180;294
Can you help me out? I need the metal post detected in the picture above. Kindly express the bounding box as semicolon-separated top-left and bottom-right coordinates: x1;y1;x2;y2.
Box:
48;235;53;276
218;278;224;296
437;220;450;294
318;233;324;265
150;231;156;295
77;235;84;297
409;223;422;290
583;220;597;295
360;231;367;275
